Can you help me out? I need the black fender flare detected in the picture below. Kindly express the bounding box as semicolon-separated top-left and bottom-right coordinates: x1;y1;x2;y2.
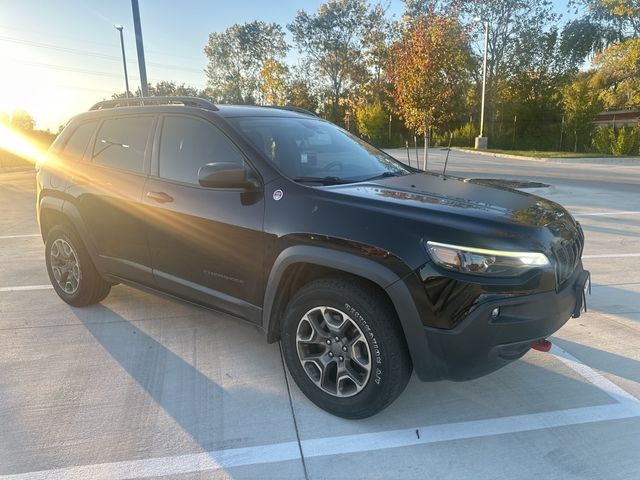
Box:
262;245;435;379
39;197;102;269
37;196;65;239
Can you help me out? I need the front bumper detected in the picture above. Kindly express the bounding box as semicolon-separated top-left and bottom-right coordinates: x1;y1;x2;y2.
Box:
411;262;588;381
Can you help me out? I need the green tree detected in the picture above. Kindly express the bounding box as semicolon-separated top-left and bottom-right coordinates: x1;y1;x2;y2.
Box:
149;81;200;97
354;102;389;145
112;81;205;100
286;77;319;113
204;21;288;104
559;18;621;64
458;0;558;136
498;25;575;148
562;0;640;65
10;109;35;132
562;72;604;151
288;0;373;122
360;3;393;102
591;38;640;109
259;59;289;106
570;0;640;38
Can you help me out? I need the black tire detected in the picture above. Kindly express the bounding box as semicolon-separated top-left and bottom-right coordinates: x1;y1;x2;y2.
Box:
45;225;111;307
281;276;412;419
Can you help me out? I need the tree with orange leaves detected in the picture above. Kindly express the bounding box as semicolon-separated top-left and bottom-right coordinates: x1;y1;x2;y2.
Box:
387;9;471;168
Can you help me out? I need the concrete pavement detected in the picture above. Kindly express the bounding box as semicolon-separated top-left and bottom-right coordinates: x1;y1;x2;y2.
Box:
1;155;639;479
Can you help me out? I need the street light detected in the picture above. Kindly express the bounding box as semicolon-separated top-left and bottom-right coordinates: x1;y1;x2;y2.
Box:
474;18;489;150
114;25;130;99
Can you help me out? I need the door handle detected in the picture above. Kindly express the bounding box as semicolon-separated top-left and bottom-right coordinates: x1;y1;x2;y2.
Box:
146;191;174;203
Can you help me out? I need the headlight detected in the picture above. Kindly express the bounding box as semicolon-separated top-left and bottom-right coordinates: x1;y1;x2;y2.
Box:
426;241;550;277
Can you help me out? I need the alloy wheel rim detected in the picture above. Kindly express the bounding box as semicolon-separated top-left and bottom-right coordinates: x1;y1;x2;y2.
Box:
296;306;372;397
50;238;80;295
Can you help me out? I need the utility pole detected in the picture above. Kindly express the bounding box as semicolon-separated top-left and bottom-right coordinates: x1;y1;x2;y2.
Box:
423;114;428;171
131;0;149;97
475;19;489;150
114;25;130;99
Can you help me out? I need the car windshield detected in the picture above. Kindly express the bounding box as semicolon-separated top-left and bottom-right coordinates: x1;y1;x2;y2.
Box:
228;116;412;184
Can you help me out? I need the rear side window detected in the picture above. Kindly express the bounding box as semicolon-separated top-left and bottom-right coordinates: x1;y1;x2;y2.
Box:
158;116;245;184
62;121;97;161
92;116;153;173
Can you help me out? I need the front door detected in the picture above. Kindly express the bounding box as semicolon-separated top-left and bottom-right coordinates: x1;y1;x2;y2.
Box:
143;114;265;323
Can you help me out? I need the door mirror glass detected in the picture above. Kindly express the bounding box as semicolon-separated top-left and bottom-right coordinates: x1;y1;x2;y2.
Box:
197;162;255;189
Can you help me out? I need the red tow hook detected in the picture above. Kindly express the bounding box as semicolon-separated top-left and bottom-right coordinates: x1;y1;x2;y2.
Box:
531;339;552;352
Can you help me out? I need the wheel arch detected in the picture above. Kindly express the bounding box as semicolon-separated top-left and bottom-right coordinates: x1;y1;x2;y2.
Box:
39;198;101;266
262;246;434;378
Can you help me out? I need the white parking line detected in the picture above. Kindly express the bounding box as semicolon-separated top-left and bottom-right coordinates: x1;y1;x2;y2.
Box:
2;347;638;480
0;285;52;292
583;253;640;259
0;234;40;239
573;211;640;217
551;344;640;406
0;442;301;480
1;404;637;480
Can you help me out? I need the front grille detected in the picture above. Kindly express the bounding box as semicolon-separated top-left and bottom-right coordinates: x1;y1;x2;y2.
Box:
553;233;583;286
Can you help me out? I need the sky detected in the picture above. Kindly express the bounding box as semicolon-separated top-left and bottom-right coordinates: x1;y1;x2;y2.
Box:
0;0;573;131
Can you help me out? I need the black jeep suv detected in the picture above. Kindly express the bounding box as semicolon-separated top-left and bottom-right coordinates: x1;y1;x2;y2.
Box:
36;96;590;418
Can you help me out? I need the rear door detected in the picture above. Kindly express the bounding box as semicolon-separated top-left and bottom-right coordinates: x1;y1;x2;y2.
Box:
71;114;156;285
143;114;265;323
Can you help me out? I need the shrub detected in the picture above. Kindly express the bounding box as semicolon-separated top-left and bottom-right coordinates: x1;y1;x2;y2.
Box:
431;123;475;147
592;126;640;156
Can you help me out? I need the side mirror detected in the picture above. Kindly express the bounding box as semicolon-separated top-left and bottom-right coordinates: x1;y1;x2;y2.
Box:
197;162;257;189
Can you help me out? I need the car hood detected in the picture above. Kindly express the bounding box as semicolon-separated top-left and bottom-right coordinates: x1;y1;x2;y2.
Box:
324;172;574;230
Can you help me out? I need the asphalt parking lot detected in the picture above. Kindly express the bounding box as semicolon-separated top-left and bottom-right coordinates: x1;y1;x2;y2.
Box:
1;151;639;479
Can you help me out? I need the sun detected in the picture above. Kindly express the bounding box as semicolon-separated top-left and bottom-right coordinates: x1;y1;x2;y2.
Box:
0;123;47;165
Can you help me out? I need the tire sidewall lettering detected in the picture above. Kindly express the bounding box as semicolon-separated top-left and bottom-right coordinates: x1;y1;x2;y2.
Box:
345;302;383;385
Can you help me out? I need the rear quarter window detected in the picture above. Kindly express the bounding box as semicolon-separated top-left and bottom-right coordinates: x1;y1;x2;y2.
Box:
61;121;98;162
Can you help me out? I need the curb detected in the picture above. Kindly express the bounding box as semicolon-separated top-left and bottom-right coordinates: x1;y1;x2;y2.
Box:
450;148;640;165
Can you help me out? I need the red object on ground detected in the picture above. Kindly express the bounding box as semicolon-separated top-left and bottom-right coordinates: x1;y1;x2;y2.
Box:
531;339;552;352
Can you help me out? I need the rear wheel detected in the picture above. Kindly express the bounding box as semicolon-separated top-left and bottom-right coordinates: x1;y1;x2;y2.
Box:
45;226;111;306
280;276;412;419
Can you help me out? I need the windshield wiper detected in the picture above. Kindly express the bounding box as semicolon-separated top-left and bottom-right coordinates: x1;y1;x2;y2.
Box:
292;176;352;185
362;171;407;182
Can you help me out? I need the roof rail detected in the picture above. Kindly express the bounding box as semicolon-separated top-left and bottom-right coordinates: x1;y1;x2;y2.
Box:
269;105;318;117
89;96;219;112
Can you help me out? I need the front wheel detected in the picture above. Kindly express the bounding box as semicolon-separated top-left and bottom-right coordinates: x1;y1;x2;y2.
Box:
280;276;412;419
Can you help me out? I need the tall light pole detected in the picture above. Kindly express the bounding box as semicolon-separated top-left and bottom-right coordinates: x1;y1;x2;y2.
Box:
475;19;489;150
114;25;130;99
131;0;149;97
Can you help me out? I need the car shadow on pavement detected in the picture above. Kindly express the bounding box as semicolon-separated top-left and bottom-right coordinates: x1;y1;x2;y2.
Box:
72;304;285;456
590;284;640;323
553;338;640;385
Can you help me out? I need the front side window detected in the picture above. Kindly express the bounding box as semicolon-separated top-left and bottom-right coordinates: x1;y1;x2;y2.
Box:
229;116;411;184
158;116;245;184
92;116;153;173
63;121;97;162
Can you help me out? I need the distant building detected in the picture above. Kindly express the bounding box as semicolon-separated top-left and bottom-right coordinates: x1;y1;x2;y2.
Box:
593;109;640;128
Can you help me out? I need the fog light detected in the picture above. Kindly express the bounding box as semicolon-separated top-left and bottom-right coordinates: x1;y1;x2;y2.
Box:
491;307;500;318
